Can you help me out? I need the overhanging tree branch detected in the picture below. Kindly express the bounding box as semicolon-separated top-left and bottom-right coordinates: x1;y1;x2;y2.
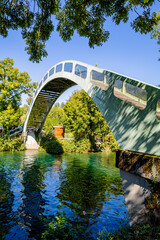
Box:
0;0;159;62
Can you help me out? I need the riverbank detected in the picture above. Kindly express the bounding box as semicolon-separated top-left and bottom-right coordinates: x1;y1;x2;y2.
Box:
40;134;118;154
97;224;160;240
0;136;25;152
0;131;118;154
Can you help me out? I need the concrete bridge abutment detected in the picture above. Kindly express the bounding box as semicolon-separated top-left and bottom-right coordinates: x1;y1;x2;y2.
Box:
25;130;39;150
116;149;160;226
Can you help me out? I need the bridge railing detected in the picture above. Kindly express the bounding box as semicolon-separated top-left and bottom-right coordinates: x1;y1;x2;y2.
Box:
7;125;23;137
35;60;149;112
39;61;89;92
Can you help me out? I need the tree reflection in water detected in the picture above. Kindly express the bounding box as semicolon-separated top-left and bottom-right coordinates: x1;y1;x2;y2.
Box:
0;168;14;239
0;151;129;239
55;153;126;234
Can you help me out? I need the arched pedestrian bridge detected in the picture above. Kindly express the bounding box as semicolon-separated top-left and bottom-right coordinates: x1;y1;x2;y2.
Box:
23;60;160;155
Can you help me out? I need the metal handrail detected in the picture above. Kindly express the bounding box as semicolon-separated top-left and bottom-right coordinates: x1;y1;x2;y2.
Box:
7;125;23;137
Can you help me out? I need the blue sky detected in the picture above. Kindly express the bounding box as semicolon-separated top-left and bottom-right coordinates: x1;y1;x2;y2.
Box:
0;12;160;105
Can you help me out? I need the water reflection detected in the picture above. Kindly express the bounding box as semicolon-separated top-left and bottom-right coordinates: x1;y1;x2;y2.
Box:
55;153;127;234
18;150;47;239
120;170;151;226
121;169;160;226
116;150;160;226
0;151;129;239
0;168;14;239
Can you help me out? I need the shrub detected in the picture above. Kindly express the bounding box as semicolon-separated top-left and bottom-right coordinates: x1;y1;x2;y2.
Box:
42;204;93;240
97;224;160;240
0;136;25;152
101;132;119;152
40;134;64;154
61;138;91;153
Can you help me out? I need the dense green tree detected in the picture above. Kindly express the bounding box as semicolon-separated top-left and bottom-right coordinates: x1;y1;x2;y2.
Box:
0;1;159;62
42;90;118;152
0;58;37;132
43;106;66;134
20;96;33;125
63;90;111;149
0;58;37;111
151;9;160;58
0;106;21;132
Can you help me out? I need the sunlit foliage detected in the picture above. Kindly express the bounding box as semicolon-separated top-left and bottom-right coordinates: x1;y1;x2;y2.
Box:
0;1;159;62
43;106;66;134
63;90;118;151
0;58;37;132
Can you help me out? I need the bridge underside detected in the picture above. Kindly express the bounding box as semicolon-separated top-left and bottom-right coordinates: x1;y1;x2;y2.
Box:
27;78;76;133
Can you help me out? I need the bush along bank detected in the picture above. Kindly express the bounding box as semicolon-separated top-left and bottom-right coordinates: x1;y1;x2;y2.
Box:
39;135;119;154
40;134;64;154
0;136;25;152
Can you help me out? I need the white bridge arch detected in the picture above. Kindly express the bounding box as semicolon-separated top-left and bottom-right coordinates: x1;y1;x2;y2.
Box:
24;60;160;155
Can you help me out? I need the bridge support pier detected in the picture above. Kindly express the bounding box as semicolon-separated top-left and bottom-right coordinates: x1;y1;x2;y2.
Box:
120;170;151;226
117;149;160;225
116;149;160;182
25;130;40;150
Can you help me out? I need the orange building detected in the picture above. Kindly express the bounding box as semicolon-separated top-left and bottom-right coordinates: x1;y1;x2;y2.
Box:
53;126;65;138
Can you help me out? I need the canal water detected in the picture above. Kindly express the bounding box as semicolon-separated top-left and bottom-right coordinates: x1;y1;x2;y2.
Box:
0;151;129;239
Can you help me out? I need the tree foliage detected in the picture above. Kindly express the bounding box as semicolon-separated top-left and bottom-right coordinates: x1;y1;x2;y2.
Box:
151;9;160;59
0;58;37;111
42;90;118;152
0;136;25;152
63;89;116;150
0;105;21;132
43;106;66;134
0;0;159;62
0;58;37;132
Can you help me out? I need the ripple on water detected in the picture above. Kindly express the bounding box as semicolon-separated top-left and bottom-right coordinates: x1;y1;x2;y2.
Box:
0;151;129;239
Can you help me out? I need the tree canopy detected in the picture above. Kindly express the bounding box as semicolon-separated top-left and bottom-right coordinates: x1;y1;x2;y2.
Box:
0;0;159;62
43;106;66;134
42;90;118;152
63;89;111;149
0;58;37;131
0;58;37;111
